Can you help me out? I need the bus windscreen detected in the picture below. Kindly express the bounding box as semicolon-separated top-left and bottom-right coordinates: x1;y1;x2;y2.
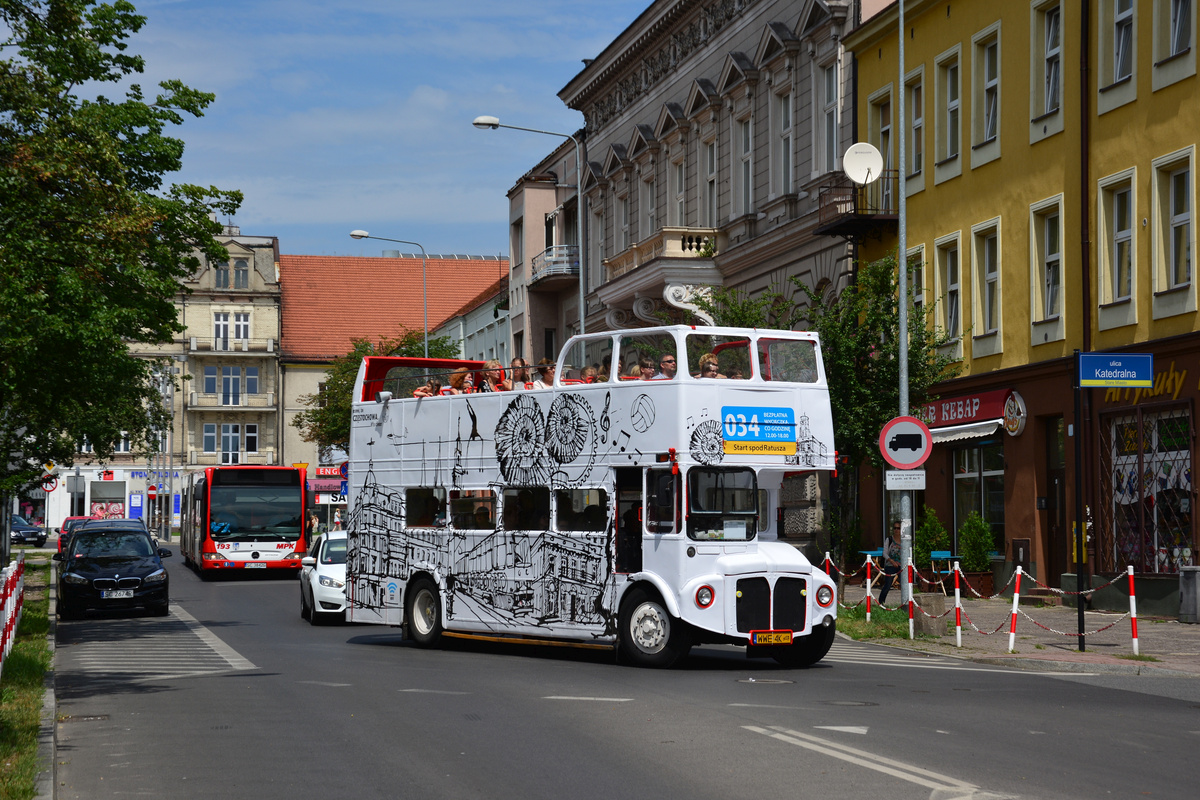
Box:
209;484;304;541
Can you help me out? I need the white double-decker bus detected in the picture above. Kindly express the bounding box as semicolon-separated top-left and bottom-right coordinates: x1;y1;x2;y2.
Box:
345;326;838;667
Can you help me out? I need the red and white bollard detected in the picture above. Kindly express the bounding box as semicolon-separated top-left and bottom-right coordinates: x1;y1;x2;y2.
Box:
954;561;962;648
1007;566;1024;653
1128;565;1139;657
907;561;916;640
824;552;833;578
865;557;874;622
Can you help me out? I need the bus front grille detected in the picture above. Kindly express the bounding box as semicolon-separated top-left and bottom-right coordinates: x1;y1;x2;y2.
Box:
735;578;770;632
773;577;807;631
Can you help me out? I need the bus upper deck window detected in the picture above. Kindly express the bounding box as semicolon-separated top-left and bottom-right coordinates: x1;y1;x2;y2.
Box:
757;338;819;383
685;334;751;380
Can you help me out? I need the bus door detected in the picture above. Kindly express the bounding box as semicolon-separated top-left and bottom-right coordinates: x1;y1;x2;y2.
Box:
614;468;642;573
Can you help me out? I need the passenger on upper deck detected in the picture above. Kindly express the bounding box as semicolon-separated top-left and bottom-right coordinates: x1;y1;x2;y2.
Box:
654;353;677;380
697;352;725;379
412;377;442;398
636;357;655;380
477;360;510;392
446;368;471;394
532;359;555;389
510;357;530;386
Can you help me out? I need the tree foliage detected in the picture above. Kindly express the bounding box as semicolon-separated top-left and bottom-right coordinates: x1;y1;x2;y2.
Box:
0;0;242;494
291;330;461;457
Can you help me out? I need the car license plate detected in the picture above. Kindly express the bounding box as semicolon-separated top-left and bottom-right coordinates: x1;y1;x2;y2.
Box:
244;563;267;569
101;589;134;599
750;630;793;646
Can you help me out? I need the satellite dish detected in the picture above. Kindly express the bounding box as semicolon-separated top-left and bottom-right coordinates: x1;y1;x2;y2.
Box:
843;142;884;185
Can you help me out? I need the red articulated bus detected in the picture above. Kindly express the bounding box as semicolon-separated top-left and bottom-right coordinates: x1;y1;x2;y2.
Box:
180;466;308;577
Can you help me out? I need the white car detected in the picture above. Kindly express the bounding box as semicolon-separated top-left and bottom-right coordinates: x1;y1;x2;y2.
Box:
300;531;347;624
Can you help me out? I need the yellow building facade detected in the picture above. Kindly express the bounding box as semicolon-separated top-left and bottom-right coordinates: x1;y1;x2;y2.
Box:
837;0;1197;594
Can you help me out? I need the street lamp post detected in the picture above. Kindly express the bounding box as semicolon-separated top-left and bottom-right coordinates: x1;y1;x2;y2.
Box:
472;115;586;336
349;231;429;358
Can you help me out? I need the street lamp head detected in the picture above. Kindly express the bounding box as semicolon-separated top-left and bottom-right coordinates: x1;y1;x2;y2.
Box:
472;115;500;130
349;230;370;240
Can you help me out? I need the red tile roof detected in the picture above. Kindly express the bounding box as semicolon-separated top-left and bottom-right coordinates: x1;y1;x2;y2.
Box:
447;275;508;319
279;254;508;361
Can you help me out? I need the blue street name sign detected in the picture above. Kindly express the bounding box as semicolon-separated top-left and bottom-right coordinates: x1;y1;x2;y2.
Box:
1078;352;1154;388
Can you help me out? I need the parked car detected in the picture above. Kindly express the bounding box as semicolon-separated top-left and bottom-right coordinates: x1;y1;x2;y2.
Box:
56;516;93;553
54;526;172;619
299;531;346;624
9;515;46;547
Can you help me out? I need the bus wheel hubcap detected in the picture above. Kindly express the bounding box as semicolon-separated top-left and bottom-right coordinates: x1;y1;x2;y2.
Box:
631;603;667;652
415;591;435;634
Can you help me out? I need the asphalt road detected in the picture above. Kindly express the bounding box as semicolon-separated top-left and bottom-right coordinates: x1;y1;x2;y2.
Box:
53;545;1200;800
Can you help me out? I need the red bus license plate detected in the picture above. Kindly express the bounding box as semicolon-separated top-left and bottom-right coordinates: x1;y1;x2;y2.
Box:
750;630;793;645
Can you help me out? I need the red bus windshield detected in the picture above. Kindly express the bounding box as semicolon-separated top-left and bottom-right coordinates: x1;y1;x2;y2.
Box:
209;471;304;542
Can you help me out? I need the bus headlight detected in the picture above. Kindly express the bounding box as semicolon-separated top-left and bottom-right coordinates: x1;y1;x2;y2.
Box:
695;585;715;608
816;585;834;607
282;550;304;560
202;552;227;561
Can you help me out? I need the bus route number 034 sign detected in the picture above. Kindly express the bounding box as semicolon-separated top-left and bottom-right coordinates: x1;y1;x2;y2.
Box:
879;415;932;470
721;406;797;456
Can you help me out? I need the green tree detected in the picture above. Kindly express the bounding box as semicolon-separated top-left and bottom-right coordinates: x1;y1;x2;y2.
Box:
0;0;241;495
292;330;461;456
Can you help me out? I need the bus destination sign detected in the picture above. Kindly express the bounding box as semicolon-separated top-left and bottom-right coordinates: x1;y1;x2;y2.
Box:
721;406;796;456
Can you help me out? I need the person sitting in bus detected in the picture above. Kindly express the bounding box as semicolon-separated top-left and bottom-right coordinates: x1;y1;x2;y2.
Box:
477;360;510;392
635;356;655;380
696;353;725;379
413;377;442;398
654;353;678;380
581;504;605;531
727;366;744;380
510;357;530;387
580;366;598;383
473;506;493;529
532;359;555;389
446;367;471;394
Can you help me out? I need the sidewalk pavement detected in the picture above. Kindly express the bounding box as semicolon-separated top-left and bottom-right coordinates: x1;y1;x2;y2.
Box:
838;582;1200;677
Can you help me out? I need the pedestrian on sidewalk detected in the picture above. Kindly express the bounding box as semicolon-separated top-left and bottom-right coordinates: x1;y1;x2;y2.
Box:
877;521;902;605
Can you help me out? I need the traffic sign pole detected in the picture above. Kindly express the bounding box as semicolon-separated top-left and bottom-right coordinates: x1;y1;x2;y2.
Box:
880;416;931;604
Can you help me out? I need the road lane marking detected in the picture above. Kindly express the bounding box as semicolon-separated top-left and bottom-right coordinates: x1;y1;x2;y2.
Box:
543;696;632;702
171;605;257;670
400;689;470;695
298;681;352;687
745;725;978;794
814;725;869;735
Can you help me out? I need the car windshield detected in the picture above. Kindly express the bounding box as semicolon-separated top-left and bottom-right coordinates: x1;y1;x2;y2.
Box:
13;516;30;525
321;539;347;565
72;532;154;558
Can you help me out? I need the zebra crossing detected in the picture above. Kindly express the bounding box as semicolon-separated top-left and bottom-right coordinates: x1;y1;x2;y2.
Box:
824;639;1006;672
56;604;256;684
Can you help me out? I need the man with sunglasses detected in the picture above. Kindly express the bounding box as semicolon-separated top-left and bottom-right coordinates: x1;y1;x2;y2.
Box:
654;353;678;380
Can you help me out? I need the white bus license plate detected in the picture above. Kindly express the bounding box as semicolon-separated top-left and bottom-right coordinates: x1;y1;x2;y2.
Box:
102;589;134;599
244;563;267;569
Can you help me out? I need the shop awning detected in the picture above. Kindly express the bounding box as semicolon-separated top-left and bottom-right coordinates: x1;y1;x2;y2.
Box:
930;419;1003;443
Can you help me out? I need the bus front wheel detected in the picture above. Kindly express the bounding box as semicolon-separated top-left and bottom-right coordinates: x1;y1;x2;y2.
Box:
618;587;689;668
406;578;443;647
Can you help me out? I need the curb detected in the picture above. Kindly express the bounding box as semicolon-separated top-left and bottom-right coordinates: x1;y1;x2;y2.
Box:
34;562;56;800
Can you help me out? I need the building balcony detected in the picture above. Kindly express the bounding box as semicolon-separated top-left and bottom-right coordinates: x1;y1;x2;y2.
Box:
529;245;580;290
604;227;724;282
187;449;277;466
188;336;277;354
188;391;277;409
813;170;899;239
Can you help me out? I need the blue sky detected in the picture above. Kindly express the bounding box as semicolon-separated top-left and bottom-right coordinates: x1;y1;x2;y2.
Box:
132;0;650;256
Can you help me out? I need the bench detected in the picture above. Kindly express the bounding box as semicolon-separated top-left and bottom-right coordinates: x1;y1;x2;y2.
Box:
929;550;958;594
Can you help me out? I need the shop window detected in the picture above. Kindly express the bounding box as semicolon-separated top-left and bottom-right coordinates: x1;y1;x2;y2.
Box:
1099;406;1194;573
952;438;1005;553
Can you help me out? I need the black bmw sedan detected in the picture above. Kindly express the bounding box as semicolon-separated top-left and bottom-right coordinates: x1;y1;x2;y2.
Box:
54;528;172;618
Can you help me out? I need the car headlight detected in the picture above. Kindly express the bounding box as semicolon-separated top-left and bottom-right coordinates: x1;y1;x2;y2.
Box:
143;569;167;584
62;573;89;585
318;575;344;589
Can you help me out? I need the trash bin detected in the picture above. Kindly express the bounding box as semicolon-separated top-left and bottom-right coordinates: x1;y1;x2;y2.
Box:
1181;566;1200;624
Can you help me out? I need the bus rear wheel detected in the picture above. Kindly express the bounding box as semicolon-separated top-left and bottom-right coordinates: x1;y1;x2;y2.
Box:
618;587;689;668
771;623;836;668
406;578;443;647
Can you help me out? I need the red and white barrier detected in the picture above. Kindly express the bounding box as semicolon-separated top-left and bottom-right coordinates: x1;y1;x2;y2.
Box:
1128;565;1139;657
1007;566;1024;652
954;561;962;648
0;553;26;681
